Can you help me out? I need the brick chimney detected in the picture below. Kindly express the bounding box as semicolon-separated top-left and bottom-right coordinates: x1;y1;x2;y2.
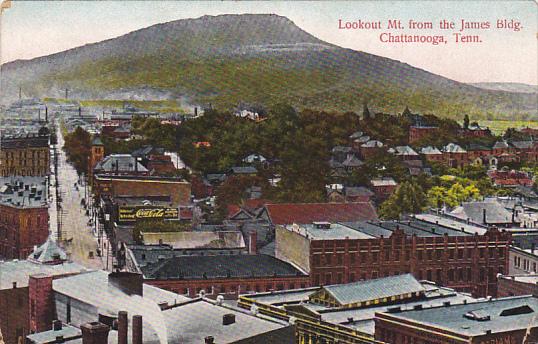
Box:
29;273;54;333
132;315;143;344
80;322;110;344
248;230;257;255
118;311;128;344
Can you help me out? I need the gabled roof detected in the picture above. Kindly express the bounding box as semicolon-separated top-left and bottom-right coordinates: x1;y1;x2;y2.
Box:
264;202;378;225
94;154;148;172
443;143;467;153
370;178;397;187
393;146;419;156
91;136;104;146
353;135;371;144
321;274;425;306
243;153;267;163
344;186;374;197
332;146;353;154
493;141;510;149
28;237;68;264
420;146;442;155
349;131;364;140
342;155;364;167
511;141;535;149
229;166;258;174
361;140;383;148
449;200;515;225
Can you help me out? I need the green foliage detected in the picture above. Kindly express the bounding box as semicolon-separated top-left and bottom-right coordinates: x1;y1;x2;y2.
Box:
63;126;91;175
379;181;426;219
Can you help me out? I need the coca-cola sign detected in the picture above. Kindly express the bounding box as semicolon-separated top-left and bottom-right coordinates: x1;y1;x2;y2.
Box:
118;206;179;221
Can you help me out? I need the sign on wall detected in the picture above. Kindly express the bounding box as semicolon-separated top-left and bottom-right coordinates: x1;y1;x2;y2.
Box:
118;206;179;221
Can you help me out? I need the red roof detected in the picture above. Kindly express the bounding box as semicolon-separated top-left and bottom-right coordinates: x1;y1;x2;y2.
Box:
264;202;378;225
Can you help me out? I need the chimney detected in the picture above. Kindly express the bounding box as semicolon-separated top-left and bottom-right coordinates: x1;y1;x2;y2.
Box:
29;273;54;333
205;336;214;344
194;107;198;116
132;315;143;344
483;208;487;224
45;107;48;123
248;230;257;255
80;322;110;344
53;320;63;331
118;311;128;344
79;107;82;117
223;314;235;326
12;282;17;289
108;272;143;296
55;335;64;343
38;108;41;121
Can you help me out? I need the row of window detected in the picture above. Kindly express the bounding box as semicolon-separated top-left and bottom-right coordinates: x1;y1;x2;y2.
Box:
514;255;538;273
171;281;308;296
313;247;504;266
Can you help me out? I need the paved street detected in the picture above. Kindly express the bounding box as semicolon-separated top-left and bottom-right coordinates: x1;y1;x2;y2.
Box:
50;118;105;270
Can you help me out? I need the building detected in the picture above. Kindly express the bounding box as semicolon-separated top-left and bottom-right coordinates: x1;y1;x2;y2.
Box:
0;133;50;177
509;245;538;275
259;202;378;226
94;175;191;207
442;143;468;168
390;146;419;161
375;295;538;343
408;125;438;144
0;244;85;344
124;251;309;298
239;274;476;344
448;199;518;227
275;220;510;297
370;178;398;202
93;154;149;177
498;274;538;297
420;146;444;163
87;137;105;183
0;177;49;259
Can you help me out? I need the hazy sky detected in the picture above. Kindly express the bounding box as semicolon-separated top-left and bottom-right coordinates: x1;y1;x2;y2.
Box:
1;1;537;84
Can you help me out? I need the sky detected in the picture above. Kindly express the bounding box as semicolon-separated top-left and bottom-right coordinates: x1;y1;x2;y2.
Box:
1;1;537;85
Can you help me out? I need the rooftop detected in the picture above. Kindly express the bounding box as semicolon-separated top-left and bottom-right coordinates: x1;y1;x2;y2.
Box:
94;154;148;173
321;274;425;306
285;223;375;240
264;202;378;225
380;295;538;337
0;260;87;290
28;236;68;264
0;176;48;208
138;254;307;280
140;231;245;249
26;324;81;344
163;298;291;344
449;200;515;225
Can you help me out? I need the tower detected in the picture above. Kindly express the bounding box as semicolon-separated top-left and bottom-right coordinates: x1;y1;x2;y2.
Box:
88;136;105;185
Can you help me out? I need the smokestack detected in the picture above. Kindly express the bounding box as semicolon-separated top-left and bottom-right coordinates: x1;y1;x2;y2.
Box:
248;230;257;255
80;322;110;344
132;315;142;344
483;208;487;224
29;273;54;333
205;336;215;344
45;107;48;123
38;108;41;122
194;107;198;116
118;311;128;344
79;107;82;118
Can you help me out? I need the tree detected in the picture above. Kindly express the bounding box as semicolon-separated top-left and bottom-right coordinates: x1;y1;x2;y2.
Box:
63;126;91;175
379;181;426;219
362;103;371;121
463;114;470;129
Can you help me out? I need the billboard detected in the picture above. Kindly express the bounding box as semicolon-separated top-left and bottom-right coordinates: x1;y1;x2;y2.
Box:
118;206;179;222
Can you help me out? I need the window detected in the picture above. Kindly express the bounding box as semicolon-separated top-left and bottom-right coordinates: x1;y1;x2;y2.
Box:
427;270;432;281
458;249;463;259
405;250;410;261
337;254;343;265
313;255;320;265
448;269;454;281
337;273;343;284
418;250;423;260
436;250;442;261
350;254;355;264
349;273;355;282
314;274;320;286
427;250;432;261
467;267;472;281
499;247;505;258
458;268;464;281
385;250;390;260
449;250;455;260
436;269;442;282
480;248;485;258
325;273;332;285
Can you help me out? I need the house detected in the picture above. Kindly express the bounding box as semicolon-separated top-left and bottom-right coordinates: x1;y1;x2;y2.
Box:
242;154;267;164
390;146;419;161
370;178;398;202
448;199;518;227
420;146;443;163
442;143;468;168
228;166;258;176
93;154;149;176
488;169;534;188
408;125;438;144
360;140;384;159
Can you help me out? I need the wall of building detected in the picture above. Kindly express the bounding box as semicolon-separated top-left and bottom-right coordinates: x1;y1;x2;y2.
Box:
508;247;538;275
275;226;311;273
147;275;310;299
0;147;50;177
0;287;29;344
497;276;538;298
0;205;49;259
305;230;510;298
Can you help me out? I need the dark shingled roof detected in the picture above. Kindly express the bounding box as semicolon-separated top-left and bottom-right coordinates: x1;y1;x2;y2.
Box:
0;134;49;149
139;254;306;280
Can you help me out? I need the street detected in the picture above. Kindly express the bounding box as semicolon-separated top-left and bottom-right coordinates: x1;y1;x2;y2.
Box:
49;117;107;270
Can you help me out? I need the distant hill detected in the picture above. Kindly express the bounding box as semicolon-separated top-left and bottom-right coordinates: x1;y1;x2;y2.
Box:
469;82;538;94
1;14;536;120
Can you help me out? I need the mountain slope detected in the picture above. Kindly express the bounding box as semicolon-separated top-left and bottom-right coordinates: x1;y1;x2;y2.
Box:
1;14;536;120
469;82;538;94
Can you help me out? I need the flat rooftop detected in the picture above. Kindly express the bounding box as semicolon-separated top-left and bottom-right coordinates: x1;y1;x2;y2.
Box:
285;223;375;240
382;295;538;337
163;298;291;343
0;260;87;289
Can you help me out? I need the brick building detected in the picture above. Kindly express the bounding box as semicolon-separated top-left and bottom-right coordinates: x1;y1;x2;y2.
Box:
276;220;511;298
0;245;84;344
87;137;104;183
0;177;49;259
374;295;538;343
498;274;538;297
94;175;191;207
124;250;309;298
239;274;476;344
0;133;50;177
408;126;438;144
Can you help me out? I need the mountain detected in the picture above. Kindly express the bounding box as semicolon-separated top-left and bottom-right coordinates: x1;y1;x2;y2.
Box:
1;14;536;120
469;82;538;94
